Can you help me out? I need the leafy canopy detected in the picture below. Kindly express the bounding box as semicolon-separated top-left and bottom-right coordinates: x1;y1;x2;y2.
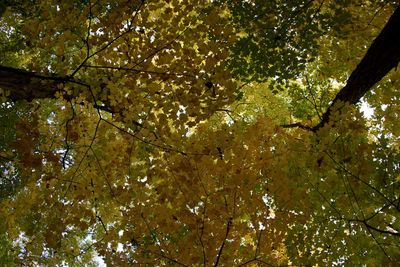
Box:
0;0;399;266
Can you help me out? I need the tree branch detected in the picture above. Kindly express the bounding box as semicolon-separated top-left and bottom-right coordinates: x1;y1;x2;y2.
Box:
0;65;68;101
281;122;313;131
214;217;232;267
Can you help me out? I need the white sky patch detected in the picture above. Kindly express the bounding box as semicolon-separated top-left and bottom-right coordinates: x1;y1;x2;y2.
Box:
93;255;107;267
360;100;374;119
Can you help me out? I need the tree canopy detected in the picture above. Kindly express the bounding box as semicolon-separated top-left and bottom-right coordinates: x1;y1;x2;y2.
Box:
0;0;399;266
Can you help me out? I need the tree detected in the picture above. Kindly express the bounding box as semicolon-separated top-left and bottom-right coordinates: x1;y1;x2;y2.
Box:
0;0;399;266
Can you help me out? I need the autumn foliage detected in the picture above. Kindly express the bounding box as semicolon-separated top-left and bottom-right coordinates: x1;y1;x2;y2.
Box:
0;0;399;266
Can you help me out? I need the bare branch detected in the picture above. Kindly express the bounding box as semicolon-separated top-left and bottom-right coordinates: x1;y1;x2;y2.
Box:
214;217;232;267
281;122;313;131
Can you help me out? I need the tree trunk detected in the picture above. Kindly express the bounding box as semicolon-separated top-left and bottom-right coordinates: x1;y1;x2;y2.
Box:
0;66;67;102
313;6;400;131
0;66;118;115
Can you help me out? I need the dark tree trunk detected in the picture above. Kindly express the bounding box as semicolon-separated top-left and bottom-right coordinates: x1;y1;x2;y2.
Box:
0;66;118;115
0;66;67;102
313;6;400;131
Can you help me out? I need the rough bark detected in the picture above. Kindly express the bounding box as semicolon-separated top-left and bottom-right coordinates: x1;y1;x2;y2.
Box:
313;6;400;131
